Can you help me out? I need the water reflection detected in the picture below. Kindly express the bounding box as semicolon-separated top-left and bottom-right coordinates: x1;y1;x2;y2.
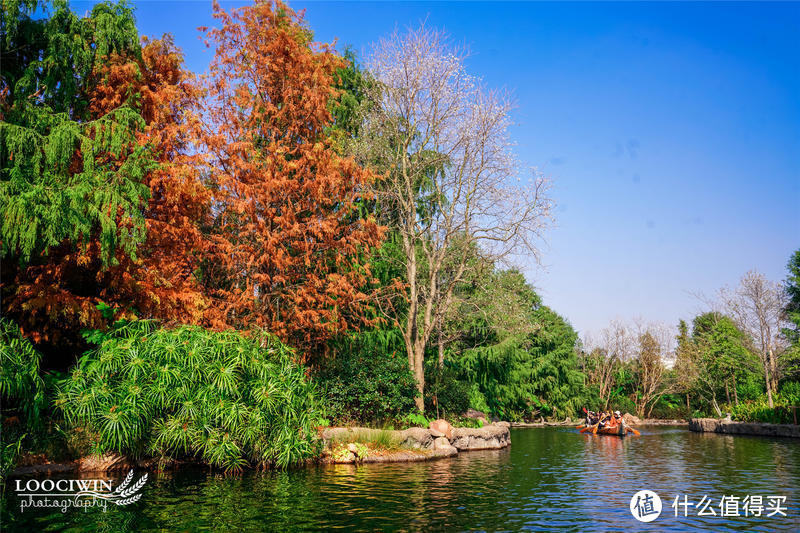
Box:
2;427;798;531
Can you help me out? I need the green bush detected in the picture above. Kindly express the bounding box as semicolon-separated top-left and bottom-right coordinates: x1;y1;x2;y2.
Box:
613;396;637;417
457;304;585;421
316;328;418;424
402;412;429;427
728;396;796;424
57;320;322;471
778;381;800;405
736;374;765;402
467;383;491;414
648;394;689;419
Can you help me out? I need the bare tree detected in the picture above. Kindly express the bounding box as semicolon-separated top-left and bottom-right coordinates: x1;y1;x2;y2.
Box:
721;270;788;408
584;320;674;415
673;320;703;413
356;25;553;410
583;321;633;409
632;322;675;418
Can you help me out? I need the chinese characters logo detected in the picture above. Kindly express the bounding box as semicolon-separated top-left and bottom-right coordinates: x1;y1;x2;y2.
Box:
672;494;788;518
630;490;663;522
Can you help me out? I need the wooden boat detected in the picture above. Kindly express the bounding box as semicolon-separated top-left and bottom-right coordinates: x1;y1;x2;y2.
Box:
597;422;627;436
577;421;639;436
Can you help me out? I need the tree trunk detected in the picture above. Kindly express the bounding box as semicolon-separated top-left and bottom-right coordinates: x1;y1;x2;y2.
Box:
686;393;690;413
768;346;779;398
438;332;444;367
764;367;774;408
733;375;739;405
711;394;722;418
413;340;425;412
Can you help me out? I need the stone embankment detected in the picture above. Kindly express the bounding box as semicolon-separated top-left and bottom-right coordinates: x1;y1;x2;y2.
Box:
689;418;800;438
320;420;511;464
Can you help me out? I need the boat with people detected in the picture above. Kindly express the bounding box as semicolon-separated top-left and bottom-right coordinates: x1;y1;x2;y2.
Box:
578;408;640;436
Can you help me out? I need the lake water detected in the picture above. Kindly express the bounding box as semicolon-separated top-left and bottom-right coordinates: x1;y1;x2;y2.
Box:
2;426;799;531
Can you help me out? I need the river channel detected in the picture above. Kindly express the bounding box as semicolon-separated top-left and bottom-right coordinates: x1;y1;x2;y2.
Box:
3;426;798;531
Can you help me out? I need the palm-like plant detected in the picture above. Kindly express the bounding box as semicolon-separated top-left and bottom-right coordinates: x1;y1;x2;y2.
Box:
57;321;323;471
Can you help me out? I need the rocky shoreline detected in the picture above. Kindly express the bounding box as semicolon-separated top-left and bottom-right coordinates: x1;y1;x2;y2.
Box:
320;422;511;464
689;418;800;438
10;422;512;477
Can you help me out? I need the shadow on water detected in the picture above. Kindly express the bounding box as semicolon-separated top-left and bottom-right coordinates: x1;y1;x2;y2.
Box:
2;427;799;531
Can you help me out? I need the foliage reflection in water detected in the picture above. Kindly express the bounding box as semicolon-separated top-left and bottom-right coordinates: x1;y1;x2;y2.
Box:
2;427;799;531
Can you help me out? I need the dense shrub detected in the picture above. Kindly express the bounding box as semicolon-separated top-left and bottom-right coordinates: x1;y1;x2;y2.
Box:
612;396;637;417
778;381;800;405
424;360;470;417
728;394;799;424
316;328;418;424
736;374;766;402
57;321;322;471
467;383;492;414
648;394;689;420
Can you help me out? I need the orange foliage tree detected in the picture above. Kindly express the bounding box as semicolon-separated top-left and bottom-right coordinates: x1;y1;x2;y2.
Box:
88;37;213;326
200;1;384;356
2;34;211;354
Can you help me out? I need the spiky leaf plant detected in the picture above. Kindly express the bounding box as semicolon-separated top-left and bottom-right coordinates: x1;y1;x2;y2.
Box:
57;321;322;471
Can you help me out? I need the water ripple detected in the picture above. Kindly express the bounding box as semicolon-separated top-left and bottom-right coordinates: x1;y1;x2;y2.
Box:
2;427;799;531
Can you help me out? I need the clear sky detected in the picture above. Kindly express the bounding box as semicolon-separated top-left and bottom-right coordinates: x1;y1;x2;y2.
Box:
74;1;800;338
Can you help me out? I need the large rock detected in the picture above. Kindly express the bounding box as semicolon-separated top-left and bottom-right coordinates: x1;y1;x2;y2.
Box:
450;424;511;451
361;447;457;463
321;427;385;443
464;408;489;425
77;453;133;473
432;436;457;454
623;413;641;425
429;419;454;440
689;418;800;438
400;427;434;449
464;408;486;419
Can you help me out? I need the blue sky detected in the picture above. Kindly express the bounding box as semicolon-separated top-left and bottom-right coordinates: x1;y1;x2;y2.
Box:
73;1;800;337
